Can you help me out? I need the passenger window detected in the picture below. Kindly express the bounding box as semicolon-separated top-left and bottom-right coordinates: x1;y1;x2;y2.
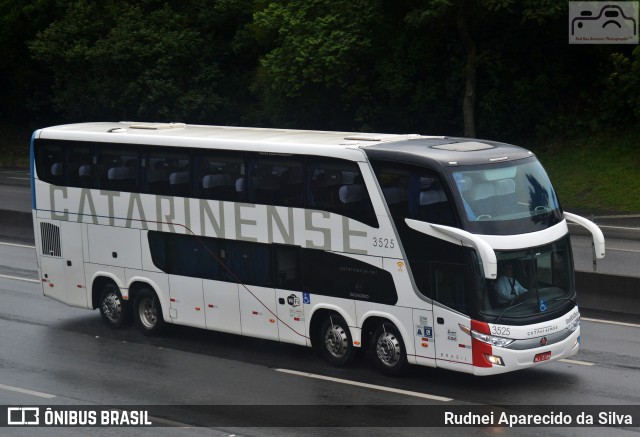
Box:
225;241;273;287
373;163;455;227
144;151;191;196
67;145;93;188
308;158;378;227
432;263;469;314
250;156;304;207
36;142;65;186
274;245;301;290
97;148;139;192
301;249;397;304
196;153;245;201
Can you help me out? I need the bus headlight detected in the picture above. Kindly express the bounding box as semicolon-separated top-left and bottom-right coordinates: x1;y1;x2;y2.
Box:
566;315;580;332
459;324;514;348
471;331;514;348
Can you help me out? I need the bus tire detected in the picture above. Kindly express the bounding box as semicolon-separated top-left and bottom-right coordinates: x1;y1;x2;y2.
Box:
371;323;408;376
318;314;356;367
133;289;165;336
99;282;130;328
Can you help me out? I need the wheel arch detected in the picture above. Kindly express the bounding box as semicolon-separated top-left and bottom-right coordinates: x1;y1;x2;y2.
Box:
126;277;171;324
90;274;124;310
359;311;414;356
308;305;357;349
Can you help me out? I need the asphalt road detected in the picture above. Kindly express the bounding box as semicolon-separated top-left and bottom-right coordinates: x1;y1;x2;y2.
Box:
0;242;639;436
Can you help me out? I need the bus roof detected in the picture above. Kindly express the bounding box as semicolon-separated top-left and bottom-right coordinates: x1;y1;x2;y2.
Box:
38;121;533;166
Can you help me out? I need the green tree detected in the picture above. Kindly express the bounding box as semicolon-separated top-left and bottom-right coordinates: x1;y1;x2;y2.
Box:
405;0;566;138
29;0;253;123
251;0;384;130
0;0;64;122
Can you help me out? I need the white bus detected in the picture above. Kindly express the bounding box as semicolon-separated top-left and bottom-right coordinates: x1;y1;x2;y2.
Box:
31;122;605;376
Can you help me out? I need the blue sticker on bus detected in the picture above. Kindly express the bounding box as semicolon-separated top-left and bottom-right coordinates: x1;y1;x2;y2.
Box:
303;292;311;305
539;299;547;312
424;326;433;338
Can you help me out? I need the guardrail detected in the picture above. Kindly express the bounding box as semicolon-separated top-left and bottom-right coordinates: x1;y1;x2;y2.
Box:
577;271;640;316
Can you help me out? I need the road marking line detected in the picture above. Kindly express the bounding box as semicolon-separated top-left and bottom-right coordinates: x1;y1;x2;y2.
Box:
0;274;39;283
7;176;30;181
582;317;640;329
0;242;36;249
0;383;56;399
275;368;452;402
559;359;594;366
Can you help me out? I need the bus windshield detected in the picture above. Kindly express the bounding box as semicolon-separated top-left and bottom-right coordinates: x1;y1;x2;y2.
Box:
478;236;575;322
449;157;563;235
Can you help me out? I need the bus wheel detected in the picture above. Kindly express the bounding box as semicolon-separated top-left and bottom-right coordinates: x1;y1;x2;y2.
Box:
318;314;356;367
99;282;130;328
133;289;164;336
371;323;408;376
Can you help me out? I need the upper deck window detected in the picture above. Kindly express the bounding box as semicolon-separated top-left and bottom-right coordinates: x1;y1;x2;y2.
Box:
371;162;456;227
449;157;563;235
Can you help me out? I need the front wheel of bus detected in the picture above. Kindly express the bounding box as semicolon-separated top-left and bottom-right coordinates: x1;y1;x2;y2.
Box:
318;314;356;367
371;323;408;376
99;282;130;328
133;289;165;336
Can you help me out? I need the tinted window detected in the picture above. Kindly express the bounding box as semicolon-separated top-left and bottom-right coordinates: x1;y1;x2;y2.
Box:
148;232;217;280
147;232;394;302
372;162;456;226
251;156;304;207
67;145;93;188
308;158;378;227
275;245;301;290
144;150;191;197
432;262;469;314
226;240;273;287
196;153;245;202
148;232;283;289
36;142;65;186
301;250;397;304
97;147;139;192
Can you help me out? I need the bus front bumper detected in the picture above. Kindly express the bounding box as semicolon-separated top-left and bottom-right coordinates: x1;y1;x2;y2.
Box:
472;327;581;376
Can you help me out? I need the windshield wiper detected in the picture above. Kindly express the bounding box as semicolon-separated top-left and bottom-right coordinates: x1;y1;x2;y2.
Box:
551;296;574;302
495;297;533;324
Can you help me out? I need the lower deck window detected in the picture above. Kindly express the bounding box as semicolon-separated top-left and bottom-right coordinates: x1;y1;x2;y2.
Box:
147;231;396;304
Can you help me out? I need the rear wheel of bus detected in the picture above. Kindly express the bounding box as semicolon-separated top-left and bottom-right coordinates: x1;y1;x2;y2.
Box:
318;313;356;367
371;323;408;376
133;288;165;336
99;282;130;328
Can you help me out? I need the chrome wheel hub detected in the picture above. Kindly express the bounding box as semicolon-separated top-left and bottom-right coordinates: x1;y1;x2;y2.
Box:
102;292;120;321
139;297;157;329
376;332;401;367
325;324;348;358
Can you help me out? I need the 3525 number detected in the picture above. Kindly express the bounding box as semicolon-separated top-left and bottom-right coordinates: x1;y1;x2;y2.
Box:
372;237;395;249
491;325;511;337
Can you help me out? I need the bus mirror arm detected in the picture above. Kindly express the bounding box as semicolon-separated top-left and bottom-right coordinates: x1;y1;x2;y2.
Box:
564;212;605;272
405;219;497;280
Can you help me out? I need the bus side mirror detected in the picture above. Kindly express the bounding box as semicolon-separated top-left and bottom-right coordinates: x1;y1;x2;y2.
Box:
564;212;605;272
405;219;497;280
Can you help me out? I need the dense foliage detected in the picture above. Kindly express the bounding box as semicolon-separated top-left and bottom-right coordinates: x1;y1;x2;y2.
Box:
1;0;638;141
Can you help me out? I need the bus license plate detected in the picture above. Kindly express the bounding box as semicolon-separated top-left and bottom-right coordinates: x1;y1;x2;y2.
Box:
534;351;552;363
